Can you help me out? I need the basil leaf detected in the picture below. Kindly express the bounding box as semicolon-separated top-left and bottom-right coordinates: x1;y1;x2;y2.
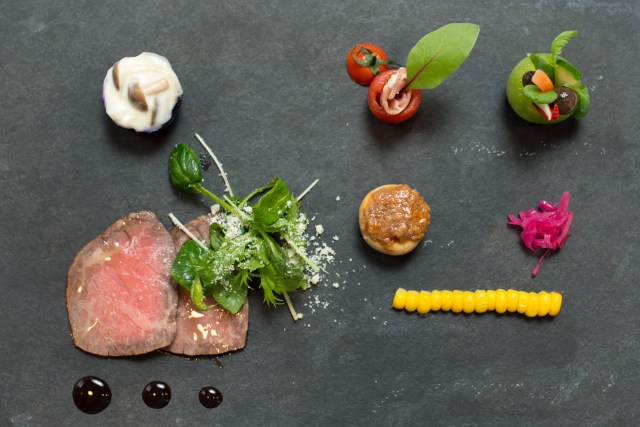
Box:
528;54;555;82
551;30;577;63
171;240;211;290
190;275;208;311
253;177;295;227
168;144;203;194
522;84;558;104
406;23;480;90
209;223;224;250
210;275;248;314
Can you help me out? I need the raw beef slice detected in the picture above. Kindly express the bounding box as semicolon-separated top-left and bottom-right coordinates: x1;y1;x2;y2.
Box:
164;214;249;356
66;211;178;356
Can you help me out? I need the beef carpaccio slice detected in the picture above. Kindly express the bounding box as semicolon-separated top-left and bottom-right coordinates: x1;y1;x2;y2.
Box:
164;214;249;356
66;211;178;356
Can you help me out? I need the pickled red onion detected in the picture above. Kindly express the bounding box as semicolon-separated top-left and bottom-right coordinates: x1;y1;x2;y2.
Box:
508;191;573;277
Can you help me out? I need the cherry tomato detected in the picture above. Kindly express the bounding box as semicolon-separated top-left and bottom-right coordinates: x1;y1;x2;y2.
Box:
368;69;422;124
346;43;390;86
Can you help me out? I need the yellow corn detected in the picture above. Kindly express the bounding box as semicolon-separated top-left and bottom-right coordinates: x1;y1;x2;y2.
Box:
392;288;563;318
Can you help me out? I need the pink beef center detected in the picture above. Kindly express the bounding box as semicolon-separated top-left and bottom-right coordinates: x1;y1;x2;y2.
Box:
84;229;171;341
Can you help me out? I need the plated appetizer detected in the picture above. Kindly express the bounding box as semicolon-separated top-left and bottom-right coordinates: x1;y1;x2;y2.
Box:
103;52;183;132
346;23;480;124
359;184;430;255
506;31;589;124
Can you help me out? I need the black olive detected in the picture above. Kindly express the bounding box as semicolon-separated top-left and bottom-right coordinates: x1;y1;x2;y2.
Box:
72;376;112;414
199;386;223;408
142;381;172;409
553;87;578;115
522;71;535;86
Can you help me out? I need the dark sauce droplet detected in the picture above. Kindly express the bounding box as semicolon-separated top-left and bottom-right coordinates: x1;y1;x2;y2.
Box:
199;386;223;408
72;376;112;414
142;381;172;409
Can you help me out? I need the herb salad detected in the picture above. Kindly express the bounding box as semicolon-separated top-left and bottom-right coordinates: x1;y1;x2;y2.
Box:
168;137;321;318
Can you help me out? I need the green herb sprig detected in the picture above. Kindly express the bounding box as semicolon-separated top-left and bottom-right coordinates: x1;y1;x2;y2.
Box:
168;140;319;317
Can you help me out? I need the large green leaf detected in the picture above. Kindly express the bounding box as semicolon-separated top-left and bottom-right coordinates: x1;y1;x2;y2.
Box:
406;23;480;90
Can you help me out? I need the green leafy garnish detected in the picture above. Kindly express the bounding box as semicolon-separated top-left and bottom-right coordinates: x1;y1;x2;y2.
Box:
522;84;558;104
568;83;590;119
405;23;480;90
551;30;578;63
528;53;555;82
168;144;203;194
168;142;319;316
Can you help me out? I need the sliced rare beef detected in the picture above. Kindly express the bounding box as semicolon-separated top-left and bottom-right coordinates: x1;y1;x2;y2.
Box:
66;211;178;356
164;214;249;356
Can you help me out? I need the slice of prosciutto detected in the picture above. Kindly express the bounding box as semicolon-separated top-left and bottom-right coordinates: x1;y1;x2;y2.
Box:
66;211;178;356
164;214;249;356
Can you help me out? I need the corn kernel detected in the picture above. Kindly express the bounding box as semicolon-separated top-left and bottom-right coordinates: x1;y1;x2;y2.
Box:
417;291;431;314
517;291;529;314
537;291;550;316
506;289;519;312
494;289;507;314
475;290;488;313
549;292;562;316
405;290;419;312
392;288;407;310
440;290;453;311
451;290;464;313
525;292;539;317
485;290;496;311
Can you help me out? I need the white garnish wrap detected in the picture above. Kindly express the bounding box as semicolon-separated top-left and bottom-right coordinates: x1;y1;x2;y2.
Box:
381;67;412;115
103;52;183;132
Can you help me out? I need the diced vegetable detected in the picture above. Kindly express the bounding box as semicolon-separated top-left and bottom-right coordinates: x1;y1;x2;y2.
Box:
531;69;554;92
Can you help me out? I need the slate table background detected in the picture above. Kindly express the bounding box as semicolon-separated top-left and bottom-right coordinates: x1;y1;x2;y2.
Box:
1;0;638;425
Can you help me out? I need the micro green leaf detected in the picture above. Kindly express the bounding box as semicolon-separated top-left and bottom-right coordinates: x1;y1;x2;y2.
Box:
168;144;203;194
190;275;208;311
568;83;590;119
171;240;211;290
405;23;480;90
253;177;296;227
551;30;578;63
210;273;249;314
209;223;224;250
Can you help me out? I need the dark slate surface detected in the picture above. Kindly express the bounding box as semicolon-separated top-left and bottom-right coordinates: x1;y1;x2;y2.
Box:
1;0;638;425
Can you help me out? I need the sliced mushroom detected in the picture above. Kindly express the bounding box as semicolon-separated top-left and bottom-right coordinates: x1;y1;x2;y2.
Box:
112;62;120;90
128;82;149;111
150;99;159;127
142;78;169;95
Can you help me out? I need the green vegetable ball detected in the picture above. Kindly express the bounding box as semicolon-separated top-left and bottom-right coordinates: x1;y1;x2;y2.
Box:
506;55;572;125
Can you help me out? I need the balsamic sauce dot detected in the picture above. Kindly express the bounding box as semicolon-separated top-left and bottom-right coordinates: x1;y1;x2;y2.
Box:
72;376;112;414
142;381;172;409
199;386;223;408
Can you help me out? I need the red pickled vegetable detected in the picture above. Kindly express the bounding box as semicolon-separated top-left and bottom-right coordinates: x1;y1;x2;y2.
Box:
508;191;573;277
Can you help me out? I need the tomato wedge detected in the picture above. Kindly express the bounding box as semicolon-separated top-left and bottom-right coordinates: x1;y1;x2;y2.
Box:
368;69;422;124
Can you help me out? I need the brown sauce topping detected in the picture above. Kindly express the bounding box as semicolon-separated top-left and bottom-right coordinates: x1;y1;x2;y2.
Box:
360;184;430;250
